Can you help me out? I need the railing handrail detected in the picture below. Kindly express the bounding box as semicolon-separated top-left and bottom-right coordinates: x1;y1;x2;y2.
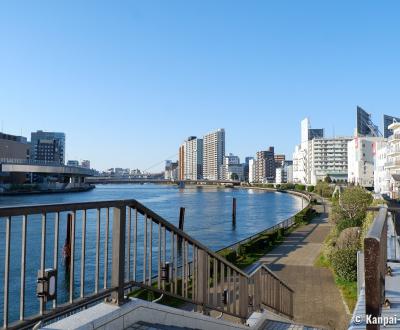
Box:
246;263;294;293
0;198;295;328
217;190;311;253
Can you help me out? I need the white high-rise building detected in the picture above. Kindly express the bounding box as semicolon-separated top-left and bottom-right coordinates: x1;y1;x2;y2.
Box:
374;139;390;195
222;153;243;181
309;137;351;184
293;118;351;184
348;136;386;188
248;158;255;183
183;137;203;180
203;129;225;180
385;122;400;198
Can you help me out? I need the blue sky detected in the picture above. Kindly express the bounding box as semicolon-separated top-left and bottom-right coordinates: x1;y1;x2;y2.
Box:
1;1;399;171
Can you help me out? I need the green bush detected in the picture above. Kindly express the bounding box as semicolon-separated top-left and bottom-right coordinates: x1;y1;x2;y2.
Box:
220;249;237;263
280;183;295;190
336;218;361;233
295;184;306;191
307;185;315;192
331;247;358;282
314;181;334;198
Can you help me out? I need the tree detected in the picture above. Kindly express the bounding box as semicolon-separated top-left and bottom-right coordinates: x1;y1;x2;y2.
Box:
324;175;332;183
337;186;373;222
230;173;239;181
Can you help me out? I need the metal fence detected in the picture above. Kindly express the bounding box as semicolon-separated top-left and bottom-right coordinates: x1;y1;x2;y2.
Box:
0;199;294;329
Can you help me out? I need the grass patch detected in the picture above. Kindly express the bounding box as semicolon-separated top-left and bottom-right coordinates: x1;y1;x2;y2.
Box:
129;286;187;308
314;252;330;268
335;277;357;312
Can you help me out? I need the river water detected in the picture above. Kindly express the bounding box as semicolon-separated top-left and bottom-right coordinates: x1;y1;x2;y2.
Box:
0;184;302;324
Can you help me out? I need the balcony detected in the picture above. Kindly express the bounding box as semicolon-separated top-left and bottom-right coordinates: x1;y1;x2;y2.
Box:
385;160;400;169
388;134;400;143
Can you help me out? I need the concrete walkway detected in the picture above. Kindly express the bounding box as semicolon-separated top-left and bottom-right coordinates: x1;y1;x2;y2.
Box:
254;200;351;330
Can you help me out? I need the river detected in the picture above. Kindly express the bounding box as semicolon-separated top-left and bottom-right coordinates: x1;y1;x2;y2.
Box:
0;184;302;324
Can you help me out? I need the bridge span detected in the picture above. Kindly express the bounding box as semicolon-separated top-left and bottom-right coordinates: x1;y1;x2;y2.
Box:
85;176;242;186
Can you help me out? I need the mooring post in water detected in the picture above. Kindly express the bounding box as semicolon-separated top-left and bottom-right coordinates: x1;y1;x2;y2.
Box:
232;197;236;226
63;213;72;272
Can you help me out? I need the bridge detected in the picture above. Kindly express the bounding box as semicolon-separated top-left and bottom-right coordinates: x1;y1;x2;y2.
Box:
85;176;242;186
0;158;95;176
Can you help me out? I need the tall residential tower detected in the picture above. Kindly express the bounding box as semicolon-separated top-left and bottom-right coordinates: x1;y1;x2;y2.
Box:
203;129;225;180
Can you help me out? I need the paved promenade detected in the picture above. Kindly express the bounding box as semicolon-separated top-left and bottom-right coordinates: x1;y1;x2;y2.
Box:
254;200;351;330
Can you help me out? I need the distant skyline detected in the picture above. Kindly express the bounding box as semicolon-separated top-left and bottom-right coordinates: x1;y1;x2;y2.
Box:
1;1;400;170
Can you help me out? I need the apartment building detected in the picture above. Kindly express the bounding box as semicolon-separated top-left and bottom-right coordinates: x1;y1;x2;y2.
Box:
254;147;275;183
348;136;385;188
308;137;351;184
183;136;203;180
374;140;390;195
385;122;400;198
203;129;225;180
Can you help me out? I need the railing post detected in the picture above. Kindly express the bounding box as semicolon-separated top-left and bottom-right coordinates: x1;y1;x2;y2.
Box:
239;275;248;322
110;205;126;305
253;270;261;311
195;249;208;314
364;207;388;330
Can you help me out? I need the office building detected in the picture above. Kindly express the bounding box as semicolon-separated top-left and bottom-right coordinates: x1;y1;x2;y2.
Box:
81;160;91;169
0;132;29;160
67;160;79;167
203;129;225;180
165;160;179;180
183;136;203;180
222;153;243;181
30;130;65;164
383;115;400;138
348;136;385;188
356;106;381;137
244;156;254;182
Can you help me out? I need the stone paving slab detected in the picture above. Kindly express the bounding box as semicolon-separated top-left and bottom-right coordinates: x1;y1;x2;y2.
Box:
256;201;350;330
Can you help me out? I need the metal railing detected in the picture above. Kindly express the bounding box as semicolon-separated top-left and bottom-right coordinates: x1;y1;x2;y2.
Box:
217;191;311;253
0;199;294;329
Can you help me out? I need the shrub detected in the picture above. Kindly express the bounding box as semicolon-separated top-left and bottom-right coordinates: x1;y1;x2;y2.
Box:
331;247;358;282
336;218;361;233
280;183;295;190
314;181;334;198
295;184;306;191
220;249;237;263
307;185;315;192
336;227;360;250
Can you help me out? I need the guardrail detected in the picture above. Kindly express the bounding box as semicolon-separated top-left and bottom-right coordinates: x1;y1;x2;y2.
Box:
217;191;311;253
0;199;294;329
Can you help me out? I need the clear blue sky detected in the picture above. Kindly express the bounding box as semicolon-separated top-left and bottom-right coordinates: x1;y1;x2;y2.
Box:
1;1;399;171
